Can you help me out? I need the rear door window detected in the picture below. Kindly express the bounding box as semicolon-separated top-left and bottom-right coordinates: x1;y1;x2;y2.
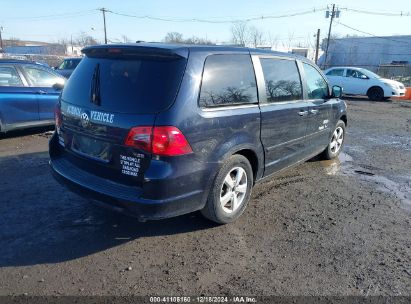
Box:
62;55;187;113
0;66;23;87
260;58;302;102
199;54;257;107
326;69;344;76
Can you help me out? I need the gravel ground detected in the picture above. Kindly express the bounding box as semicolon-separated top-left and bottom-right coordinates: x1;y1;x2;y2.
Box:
0;99;410;297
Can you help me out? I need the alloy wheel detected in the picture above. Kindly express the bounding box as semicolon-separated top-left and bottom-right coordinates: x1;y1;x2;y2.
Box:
220;167;248;214
330;126;344;154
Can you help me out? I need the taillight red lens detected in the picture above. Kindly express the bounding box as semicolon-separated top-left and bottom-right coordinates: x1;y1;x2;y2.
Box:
152;126;193;156
124;126;153;152
124;126;192;156
54;106;62;129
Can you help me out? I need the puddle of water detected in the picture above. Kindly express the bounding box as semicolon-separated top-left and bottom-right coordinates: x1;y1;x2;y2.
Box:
366;135;411;152
371;175;411;212
320;151;411;212
320;152;353;176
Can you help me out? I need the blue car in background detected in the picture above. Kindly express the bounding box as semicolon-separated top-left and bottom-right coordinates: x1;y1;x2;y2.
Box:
0;59;66;133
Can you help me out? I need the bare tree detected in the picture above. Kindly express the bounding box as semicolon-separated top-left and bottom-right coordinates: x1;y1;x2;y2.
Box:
75;32;98;47
185;36;214;45
231;22;248;46
249;26;264;48
267;32;279;49
286;32;295;49
163;32;214;45
122;35;131;43
57;38;70;49
164;32;184;44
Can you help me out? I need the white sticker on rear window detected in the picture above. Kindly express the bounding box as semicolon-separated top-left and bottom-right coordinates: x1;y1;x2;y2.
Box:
65;106;115;125
90;110;114;124
120;155;141;177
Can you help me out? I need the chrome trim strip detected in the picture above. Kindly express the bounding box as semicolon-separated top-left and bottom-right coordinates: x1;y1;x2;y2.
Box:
201;104;259;112
258;100;308;106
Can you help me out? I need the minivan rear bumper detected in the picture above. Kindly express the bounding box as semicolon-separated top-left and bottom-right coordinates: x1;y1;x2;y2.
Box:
50;157;205;220
49;136;206;221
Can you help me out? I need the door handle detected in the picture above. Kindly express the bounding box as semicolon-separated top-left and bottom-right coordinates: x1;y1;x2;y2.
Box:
298;110;309;116
36;90;47;95
309;109;319;115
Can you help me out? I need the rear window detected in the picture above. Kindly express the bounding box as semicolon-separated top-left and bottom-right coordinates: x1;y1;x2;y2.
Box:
61;55;187;113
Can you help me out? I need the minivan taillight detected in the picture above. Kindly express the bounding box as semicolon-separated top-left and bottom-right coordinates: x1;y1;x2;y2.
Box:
54;106;62;131
125;126;193;156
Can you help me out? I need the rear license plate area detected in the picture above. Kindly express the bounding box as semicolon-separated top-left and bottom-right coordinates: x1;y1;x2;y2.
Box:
71;134;111;163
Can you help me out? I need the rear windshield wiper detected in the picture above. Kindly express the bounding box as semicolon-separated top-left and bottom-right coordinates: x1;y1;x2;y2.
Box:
90;63;101;106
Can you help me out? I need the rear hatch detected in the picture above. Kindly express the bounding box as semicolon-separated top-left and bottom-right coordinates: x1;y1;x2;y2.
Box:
57;45;188;186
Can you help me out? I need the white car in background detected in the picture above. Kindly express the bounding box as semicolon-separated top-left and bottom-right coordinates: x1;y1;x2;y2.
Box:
324;67;406;101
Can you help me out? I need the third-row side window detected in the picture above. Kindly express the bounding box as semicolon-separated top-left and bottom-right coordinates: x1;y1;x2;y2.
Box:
260;58;303;103
199;55;257;107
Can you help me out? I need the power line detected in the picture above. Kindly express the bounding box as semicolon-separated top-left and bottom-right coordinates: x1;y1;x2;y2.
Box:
335;21;411;45
107;7;327;24
342;7;411;17
3;9;97;21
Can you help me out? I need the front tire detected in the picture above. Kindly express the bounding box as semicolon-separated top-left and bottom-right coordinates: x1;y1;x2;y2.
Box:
322;120;346;160
201;155;253;224
367;87;384;101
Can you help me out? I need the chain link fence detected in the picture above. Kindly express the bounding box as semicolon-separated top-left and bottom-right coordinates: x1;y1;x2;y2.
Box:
377;65;411;87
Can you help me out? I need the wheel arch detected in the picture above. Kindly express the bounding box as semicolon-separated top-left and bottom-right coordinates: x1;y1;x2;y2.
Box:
233;148;260;183
339;114;347;126
367;85;384;96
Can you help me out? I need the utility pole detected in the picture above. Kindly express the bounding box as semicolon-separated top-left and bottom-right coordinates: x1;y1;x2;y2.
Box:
315;29;320;64
99;8;108;44
323;4;340;69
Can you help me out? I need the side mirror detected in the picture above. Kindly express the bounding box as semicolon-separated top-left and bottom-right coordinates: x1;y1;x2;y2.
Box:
52;82;65;90
332;85;343;98
360;74;369;80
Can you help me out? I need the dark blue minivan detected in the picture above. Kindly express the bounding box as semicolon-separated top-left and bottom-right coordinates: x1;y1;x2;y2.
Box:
49;44;347;223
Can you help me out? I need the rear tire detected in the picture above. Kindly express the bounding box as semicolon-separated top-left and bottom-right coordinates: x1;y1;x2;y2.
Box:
201;155;253;224
367;87;384;101
321;120;346;160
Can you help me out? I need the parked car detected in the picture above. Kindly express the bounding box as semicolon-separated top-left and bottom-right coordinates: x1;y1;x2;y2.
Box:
324;67;406;101
49;44;347;224
54;57;82;78
0;59;66;133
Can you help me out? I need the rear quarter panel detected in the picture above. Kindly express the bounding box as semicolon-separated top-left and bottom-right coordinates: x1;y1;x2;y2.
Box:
154;50;264;204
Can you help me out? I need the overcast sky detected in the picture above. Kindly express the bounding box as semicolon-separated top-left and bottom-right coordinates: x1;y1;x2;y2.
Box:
1;0;410;45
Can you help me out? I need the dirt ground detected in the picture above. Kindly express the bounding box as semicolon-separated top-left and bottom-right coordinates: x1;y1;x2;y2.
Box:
0;99;410;297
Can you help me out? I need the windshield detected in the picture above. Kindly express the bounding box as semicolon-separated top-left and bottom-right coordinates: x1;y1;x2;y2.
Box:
61;55;187;114
362;69;381;79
